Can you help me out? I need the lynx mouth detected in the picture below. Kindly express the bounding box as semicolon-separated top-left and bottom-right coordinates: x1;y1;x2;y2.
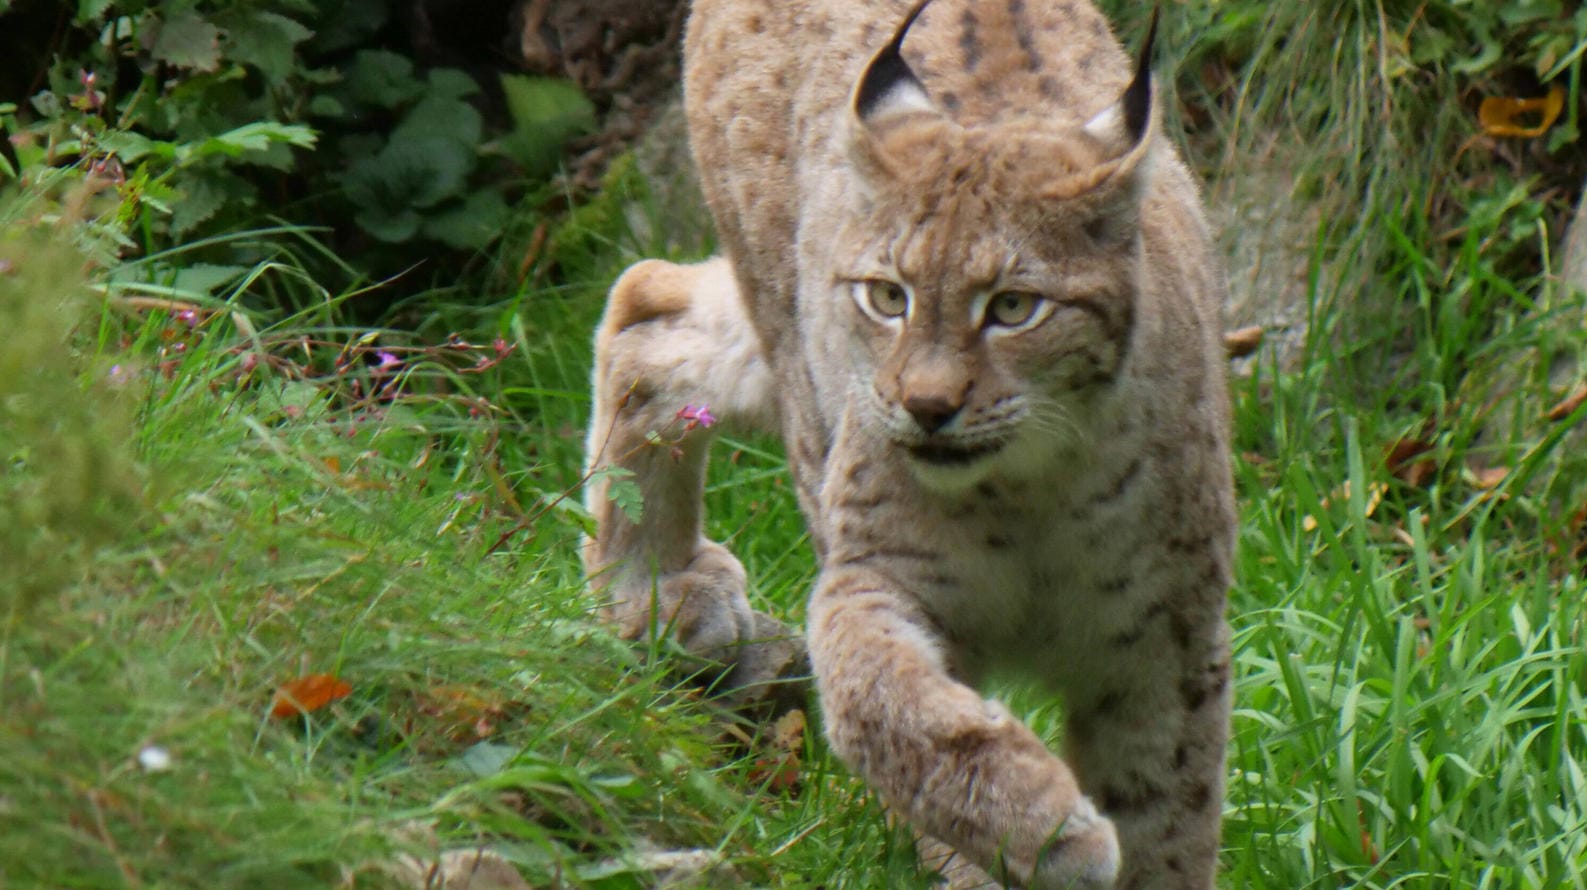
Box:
906;439;1006;467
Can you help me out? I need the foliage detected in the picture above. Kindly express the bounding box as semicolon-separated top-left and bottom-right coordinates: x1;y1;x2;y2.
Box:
2;0;597;288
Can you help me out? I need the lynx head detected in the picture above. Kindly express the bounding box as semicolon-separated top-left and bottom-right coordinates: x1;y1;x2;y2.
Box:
833;0;1159;490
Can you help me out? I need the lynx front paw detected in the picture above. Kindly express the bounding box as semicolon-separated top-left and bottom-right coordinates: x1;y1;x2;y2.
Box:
603;540;754;657
598;540;809;712
1032;798;1120;890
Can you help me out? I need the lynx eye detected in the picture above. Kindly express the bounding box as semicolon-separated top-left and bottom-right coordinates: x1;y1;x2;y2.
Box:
855;279;910;320
985;290;1044;328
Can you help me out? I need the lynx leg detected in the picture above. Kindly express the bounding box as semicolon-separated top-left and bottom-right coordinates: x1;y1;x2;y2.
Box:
1063;615;1231;889
583;257;801;703
810;579;1120;890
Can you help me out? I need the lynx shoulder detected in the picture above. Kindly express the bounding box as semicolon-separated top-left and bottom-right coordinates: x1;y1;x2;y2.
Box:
582;1;1236;887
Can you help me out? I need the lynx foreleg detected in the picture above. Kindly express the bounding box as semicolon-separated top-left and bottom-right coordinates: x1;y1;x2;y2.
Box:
810;577;1121;890
1063;611;1231;890
584;257;800;703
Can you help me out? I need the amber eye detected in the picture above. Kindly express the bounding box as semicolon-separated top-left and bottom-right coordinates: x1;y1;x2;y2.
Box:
858;279;910;319
986;291;1042;327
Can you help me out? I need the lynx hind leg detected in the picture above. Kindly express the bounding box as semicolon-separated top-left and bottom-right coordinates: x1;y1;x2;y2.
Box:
811;586;1120;890
583;258;803;704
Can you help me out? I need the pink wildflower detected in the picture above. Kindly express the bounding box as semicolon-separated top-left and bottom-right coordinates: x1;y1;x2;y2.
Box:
677;404;717;429
374;350;401;370
176;309;199;327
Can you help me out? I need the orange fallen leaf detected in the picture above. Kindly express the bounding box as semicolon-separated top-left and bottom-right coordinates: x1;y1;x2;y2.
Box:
271;674;352;718
1545;384;1587;422
1479;85;1565;138
1223;325;1264;359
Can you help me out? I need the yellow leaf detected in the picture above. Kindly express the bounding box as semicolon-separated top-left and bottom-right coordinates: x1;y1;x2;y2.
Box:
1479;85;1565;138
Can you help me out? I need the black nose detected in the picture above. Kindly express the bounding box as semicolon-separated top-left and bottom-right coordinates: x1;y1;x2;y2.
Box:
903;394;961;434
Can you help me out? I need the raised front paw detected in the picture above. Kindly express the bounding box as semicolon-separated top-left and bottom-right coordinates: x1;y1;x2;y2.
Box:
1031;797;1120;890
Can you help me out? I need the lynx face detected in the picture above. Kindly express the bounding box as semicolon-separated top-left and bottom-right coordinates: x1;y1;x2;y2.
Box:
832;75;1149;489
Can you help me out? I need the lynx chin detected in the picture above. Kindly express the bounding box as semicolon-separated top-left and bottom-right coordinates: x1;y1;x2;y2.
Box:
581;0;1235;887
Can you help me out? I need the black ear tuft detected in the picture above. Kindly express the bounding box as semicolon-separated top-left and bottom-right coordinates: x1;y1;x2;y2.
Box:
854;0;936;120
1121;4;1159;144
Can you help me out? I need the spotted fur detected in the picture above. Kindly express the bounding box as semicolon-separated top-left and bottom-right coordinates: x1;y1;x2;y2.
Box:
582;1;1235;887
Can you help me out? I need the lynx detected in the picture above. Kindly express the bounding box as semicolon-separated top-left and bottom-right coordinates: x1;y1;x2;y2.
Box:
581;0;1235;887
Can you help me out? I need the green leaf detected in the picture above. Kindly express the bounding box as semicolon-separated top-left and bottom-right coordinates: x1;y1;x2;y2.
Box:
393;97;483;148
307;95;346;118
345;49;424;109
170;263;250;297
310;0;389;53
342;136;473;216
169;170;238;235
586;467;643;523
217;10;313;81
151;9;223;72
427;68;480;101
75;0;111;24
354;207;423;243
456;742;517;777
496;74;596;175
184;122;318;163
97;130;174;164
421;189;510;250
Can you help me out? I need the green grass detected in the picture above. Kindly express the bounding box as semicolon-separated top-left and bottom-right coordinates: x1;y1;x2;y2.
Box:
7;17;1587;886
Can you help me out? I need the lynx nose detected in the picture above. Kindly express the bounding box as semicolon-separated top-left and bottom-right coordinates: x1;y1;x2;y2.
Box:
903;394;961;434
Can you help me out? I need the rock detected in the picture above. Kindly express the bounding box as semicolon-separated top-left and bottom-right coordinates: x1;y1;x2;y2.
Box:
1212;164;1322;374
386;848;533;890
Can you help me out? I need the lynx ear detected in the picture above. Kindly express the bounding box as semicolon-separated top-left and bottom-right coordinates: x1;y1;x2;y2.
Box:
852;0;938;125
1082;5;1159;157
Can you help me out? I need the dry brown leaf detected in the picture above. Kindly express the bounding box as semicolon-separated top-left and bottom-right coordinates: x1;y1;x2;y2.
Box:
1479;85;1565;138
1301;480;1386;532
747;709;806;793
1471;466;1509;490
270;674;352;718
1223;325;1264;359
767;708;806;752
1545;384;1587;422
415;686;514;742
1385;425;1437;488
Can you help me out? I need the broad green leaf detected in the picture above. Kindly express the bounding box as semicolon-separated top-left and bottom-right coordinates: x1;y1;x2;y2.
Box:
343;136;473;214
186;122;317;162
353;207;423;243
427;68;480;101
496;74;596;175
74;0;111;24
345;49;424;109
393;97;483;148
151;9;222;72
421;189;510;250
170;170;238;235
217;10;313;81
307;95;346;118
96;130;173;164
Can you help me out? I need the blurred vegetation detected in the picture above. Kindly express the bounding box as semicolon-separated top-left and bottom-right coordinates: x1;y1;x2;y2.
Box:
0;0;598;308
0;191;143;614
